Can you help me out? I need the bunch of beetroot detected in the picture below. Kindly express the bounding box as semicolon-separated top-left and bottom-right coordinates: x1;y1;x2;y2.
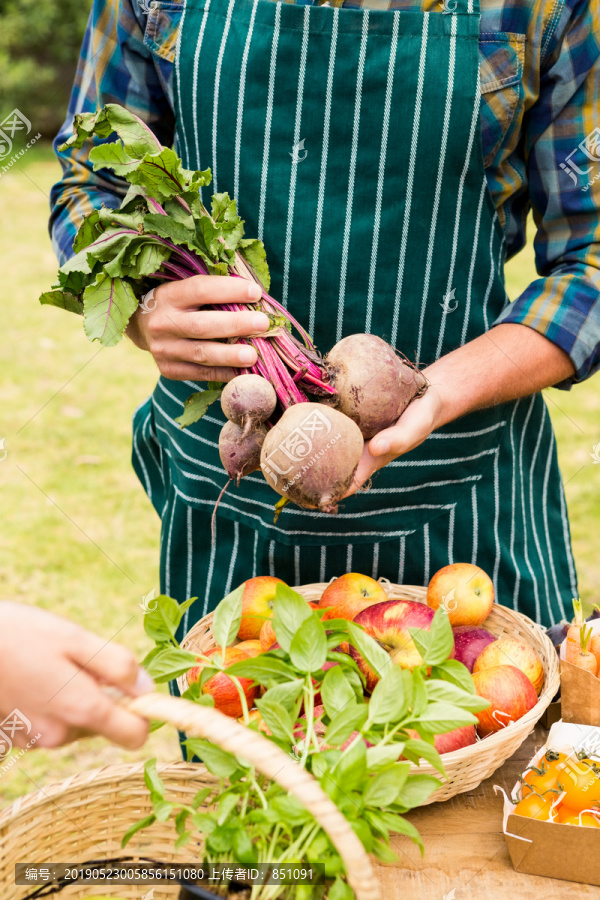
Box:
228;333;427;514
41;103;428;516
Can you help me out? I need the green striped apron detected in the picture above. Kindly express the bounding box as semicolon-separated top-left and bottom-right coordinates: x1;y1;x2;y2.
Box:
132;0;578;630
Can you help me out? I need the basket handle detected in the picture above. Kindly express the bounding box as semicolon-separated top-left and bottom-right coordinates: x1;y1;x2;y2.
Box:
126;693;380;900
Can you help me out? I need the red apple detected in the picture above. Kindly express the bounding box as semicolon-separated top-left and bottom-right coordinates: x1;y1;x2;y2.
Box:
452;625;497;672
472;665;538;737
350;599;439;691
319;574;387;655
427;563;494;627
432;725;477;755
235;639;263;658
404;725;477;755
238;576;286;640
473;638;544;695
259;618;277;651
318;573;388;622
188;646;258;718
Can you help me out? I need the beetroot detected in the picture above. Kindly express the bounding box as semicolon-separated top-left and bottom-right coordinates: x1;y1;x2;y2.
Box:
325;334;427;439
260;403;363;513
219;420;267;485
452;625;496;672
221;373;277;434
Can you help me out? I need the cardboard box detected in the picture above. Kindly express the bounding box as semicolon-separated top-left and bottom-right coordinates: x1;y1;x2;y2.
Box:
560;618;600;725
501;722;600;886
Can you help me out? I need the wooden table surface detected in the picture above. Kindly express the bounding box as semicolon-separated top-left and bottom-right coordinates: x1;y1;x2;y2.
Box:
376;723;600;899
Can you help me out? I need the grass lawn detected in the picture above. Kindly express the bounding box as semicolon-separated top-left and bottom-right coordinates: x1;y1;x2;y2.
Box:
1;145;599;806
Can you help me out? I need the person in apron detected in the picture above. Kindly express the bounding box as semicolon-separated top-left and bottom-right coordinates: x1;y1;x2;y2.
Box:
50;0;597;640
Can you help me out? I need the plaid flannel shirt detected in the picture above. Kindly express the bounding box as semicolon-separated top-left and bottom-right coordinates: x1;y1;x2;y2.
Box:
49;0;600;387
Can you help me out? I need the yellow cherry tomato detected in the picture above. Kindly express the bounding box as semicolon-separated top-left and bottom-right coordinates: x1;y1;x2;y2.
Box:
555;757;600;813
556;806;600;827
514;793;557;821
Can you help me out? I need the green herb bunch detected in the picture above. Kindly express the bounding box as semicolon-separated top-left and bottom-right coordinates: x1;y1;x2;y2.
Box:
128;586;489;898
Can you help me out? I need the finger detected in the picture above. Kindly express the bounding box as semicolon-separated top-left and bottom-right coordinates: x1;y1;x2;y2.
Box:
67;634;154;701
31;719;74;749
58;675;149;749
180;309;270;341
339;447;380;499
157;360;239;382
156;274;263;310
368;402;434;457
173;338;258;369
68;632;150;696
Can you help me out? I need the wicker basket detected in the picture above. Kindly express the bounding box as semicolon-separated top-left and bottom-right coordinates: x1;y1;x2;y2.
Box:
0;693;380;900
178;580;560;805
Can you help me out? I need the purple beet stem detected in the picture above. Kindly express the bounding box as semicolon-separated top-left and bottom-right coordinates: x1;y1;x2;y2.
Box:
146;234;335;408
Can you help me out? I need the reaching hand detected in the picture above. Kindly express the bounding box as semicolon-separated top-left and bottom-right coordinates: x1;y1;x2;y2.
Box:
0;603;153;750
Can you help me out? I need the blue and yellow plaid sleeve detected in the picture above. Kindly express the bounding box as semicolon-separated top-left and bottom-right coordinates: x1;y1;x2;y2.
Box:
49;0;177;265
490;0;600;388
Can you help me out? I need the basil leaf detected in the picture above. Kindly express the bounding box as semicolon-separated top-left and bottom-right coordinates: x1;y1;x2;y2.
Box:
143;594;181;642
430;659;476;693
321;665;357;718
395;773;441;809
408;701;478;734
143;646;198;682
330;737;366;791
407;625;431;663
211;583;244;655
255;697;294;742
224;655;296;683
366;744;404;771
364;763;410;807
368;667;411;724
400;738;445;775
289;614;328;673
233;828;257;865
271;583;313;652
425;678;490;712
377;812;424;853
261;679;304;713
143;759;165;798
121;814;156;848
345;621;391;682
184;739;241;777
328;877;354;900
423;606;454;665
411;668;429;717
325;704;368;747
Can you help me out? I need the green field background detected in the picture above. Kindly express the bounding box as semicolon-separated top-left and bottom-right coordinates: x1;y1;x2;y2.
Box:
0;146;598;803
